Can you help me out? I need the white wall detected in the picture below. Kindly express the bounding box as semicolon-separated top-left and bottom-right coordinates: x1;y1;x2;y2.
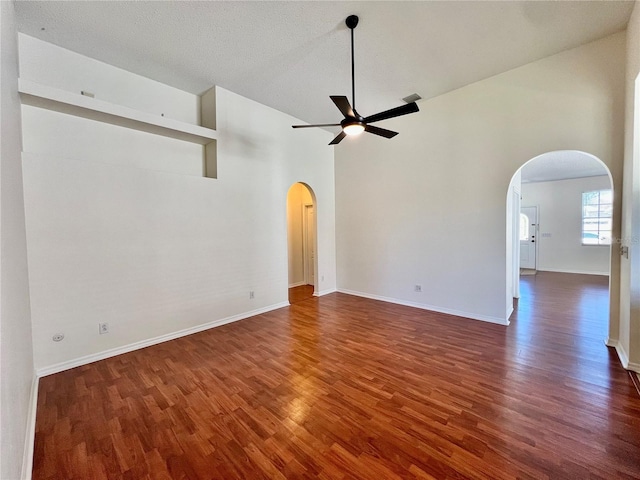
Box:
0;3;35;479
19;34;199;124
20;36;336;372
521;176;611;275
619;1;640;370
336;32;625;325
19;34;203;177
287;183;313;287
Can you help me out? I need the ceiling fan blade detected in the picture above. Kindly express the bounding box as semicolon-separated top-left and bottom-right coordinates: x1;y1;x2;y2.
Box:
329;131;347;145
365;124;398;139
363;102;419;124
292;124;341;128
330;96;355;118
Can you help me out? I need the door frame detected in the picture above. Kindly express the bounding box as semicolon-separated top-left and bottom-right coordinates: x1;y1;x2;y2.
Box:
512;187;521;298
302;203;315;287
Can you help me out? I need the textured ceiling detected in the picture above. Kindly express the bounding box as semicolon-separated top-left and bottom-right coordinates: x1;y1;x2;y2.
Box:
14;1;635;127
520;151;609;184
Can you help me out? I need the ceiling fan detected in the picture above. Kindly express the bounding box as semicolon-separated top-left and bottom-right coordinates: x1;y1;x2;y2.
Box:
292;15;419;145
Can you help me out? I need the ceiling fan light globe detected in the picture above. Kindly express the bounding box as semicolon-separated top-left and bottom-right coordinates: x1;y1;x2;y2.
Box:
343;123;365;136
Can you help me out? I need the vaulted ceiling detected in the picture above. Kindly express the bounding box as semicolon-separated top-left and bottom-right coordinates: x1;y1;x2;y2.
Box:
15;1;634;127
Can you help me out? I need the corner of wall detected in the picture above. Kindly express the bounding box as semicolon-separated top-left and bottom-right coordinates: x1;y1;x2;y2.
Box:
1;2;36;479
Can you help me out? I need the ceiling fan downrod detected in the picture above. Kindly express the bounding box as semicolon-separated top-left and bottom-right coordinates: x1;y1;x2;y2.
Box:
346;15;359;113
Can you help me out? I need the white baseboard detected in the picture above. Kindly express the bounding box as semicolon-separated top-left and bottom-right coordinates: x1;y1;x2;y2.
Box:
313;288;337;297
537;268;609;276
605;337;619;348
615;341;629;368
606;338;634;370
506;305;514;322
36;301;289;377
288;281;306;288
337;289;509;326
21;373;39;480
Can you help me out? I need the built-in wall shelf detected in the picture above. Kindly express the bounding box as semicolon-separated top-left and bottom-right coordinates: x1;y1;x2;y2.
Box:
18;79;217;145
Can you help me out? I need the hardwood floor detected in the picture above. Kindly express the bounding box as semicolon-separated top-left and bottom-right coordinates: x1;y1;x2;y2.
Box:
289;285;314;305
33;272;640;479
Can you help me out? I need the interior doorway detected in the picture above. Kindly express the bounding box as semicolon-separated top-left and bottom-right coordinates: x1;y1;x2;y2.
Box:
506;150;614;341
287;183;317;304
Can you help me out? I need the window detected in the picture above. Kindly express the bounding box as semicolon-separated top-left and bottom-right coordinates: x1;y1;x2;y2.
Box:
519;213;529;241
582;190;612;245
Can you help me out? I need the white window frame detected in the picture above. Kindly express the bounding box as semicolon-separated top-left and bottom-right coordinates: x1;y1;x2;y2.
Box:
581;189;612;246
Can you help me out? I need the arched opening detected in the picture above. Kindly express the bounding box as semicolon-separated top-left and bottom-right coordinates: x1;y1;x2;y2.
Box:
286;182;317;304
506;150;614;342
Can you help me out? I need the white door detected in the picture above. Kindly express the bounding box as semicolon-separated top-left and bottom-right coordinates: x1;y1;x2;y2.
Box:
520;206;537;270
303;205;315;286
512;188;521;298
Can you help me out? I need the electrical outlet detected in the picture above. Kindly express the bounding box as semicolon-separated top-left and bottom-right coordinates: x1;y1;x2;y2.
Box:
321;275;325;282
414;285;422;292
52;333;64;342
99;322;109;334
249;291;255;299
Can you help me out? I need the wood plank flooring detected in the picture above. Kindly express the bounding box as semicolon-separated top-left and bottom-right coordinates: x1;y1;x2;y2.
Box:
288;285;314;305
33;272;640;479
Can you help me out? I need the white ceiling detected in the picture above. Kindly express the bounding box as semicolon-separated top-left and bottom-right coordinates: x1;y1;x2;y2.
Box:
14;1;635;127
520;150;609;183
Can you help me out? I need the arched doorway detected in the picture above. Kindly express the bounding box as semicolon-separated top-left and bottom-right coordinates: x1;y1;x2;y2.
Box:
506;150;614;338
286;183;317;304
